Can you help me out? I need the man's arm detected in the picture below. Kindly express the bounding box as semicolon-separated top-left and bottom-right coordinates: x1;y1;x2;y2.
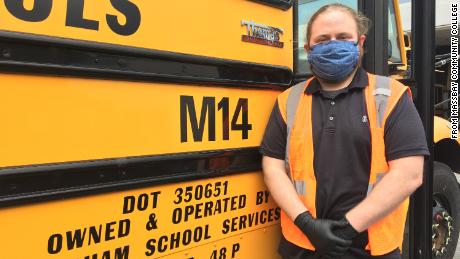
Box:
262;156;307;221
345;156;424;232
344;91;429;232
260;101;307;220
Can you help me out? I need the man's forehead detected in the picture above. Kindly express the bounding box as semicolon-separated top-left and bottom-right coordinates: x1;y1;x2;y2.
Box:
315;8;355;21
310;10;358;33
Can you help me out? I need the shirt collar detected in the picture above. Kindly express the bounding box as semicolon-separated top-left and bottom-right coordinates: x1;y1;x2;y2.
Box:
304;67;369;95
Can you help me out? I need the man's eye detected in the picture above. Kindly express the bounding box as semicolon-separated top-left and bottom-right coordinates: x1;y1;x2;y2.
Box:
316;39;328;44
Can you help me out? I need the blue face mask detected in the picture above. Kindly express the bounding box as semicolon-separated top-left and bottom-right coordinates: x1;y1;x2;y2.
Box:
307;40;360;82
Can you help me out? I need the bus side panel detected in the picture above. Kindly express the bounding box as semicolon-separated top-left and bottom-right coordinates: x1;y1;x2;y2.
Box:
0;172;281;259
0;1;291;258
0;73;278;167
0;0;293;67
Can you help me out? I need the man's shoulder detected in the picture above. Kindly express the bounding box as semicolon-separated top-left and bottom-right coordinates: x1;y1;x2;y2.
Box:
277;89;289;123
278;80;312;101
366;72;407;87
366;73;410;99
276;80;310;122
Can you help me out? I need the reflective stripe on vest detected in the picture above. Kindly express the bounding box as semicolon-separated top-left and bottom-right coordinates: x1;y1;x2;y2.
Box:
285;81;309;184
374;75;391;128
285;80;313;195
279;73;411;255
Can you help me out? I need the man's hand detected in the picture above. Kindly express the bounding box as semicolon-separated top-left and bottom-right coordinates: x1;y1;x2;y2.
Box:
294;211;352;258
333;217;359;241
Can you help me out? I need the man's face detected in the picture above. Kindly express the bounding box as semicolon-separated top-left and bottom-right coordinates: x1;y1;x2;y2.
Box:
307;9;365;54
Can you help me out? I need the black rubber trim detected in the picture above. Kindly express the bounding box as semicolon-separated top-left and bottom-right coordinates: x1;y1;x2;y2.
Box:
0;148;262;208
251;0;293;10
293;1;306;82
0;31;292;89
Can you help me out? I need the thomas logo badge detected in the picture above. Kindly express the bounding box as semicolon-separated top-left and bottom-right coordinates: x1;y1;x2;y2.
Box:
241;20;284;48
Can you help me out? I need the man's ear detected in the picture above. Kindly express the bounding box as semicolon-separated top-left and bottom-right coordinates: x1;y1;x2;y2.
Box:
358;34;366;48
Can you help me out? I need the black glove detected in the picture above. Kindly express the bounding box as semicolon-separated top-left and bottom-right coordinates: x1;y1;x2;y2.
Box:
294;211;352;258
333;217;359;241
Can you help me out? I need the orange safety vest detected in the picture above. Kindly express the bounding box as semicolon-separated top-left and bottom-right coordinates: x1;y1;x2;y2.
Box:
277;73;412;256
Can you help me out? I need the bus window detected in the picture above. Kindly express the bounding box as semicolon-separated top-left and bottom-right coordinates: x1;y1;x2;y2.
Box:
388;0;403;64
389;0;411;79
295;0;358;76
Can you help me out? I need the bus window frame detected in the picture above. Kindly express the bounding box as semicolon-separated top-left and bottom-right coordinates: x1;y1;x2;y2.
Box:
409;0;435;258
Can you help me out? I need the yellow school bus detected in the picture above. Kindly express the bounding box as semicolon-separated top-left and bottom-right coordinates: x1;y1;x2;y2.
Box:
0;1;292;258
0;1;458;259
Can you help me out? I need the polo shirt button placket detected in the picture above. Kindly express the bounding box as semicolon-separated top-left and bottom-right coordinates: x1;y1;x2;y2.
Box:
326;98;337;132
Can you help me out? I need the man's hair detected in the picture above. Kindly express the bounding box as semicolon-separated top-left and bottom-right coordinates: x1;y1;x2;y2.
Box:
306;3;371;44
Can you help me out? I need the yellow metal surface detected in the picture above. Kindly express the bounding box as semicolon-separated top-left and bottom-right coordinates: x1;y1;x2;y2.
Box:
0;171;282;259
0;0;293;68
434;116;460;144
0;73;279;167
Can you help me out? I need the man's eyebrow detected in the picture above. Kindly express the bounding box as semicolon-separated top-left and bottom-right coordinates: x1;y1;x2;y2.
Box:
336;32;353;37
314;34;330;40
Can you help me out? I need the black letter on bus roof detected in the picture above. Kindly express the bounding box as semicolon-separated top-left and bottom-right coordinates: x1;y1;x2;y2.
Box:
66;0;99;30
5;0;52;22
107;0;141;36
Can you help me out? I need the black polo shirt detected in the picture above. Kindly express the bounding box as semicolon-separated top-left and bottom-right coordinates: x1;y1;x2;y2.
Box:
260;68;430;258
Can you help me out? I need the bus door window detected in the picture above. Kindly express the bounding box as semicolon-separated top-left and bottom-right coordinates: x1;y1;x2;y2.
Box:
388;0;409;78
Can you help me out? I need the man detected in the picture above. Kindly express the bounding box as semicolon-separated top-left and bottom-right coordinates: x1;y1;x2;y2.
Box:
260;4;429;259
